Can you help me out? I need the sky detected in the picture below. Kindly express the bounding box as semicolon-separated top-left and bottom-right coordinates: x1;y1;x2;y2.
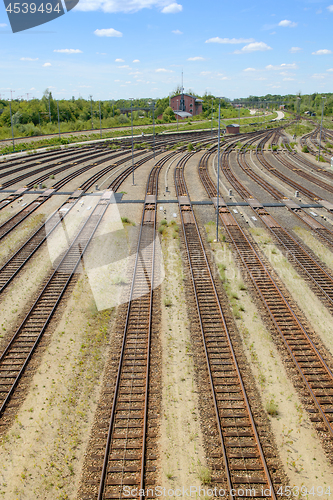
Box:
1;0;333;100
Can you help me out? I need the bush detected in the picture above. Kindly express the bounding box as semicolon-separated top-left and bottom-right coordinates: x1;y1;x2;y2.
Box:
266;399;278;416
302;145;309;153
187;143;194;151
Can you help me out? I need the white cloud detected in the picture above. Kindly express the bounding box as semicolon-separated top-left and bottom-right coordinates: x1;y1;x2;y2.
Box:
187;56;205;61
0;23;7;27
54;49;82;53
290;46;302;53
43;63;52;67
133;59;140;63
155;68;173;72
312;73;325;79
327;68;333;72
205;37;254;44
20;57;39;61
76;0;180;13
243;67;256;72
172;29;183;34
327;5;333;12
312;49;332;55
30;87;36;90
94;28;122;37
283;77;295;81
115;58;124;62
278;19;297;27
200;71;211;76
236;42;272;53
118;65;131;68
266;63;297;70
161;2;182;13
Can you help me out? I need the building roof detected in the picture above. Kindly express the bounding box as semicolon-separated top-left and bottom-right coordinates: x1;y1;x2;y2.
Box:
174;111;192;118
171;93;202;102
226;124;240;128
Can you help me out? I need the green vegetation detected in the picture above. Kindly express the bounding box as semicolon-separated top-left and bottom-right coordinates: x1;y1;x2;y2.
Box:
302;145;309;153
197;465;212;485
266;398;279;416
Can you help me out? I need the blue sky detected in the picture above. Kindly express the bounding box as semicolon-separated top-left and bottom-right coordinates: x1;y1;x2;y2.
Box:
1;0;333;100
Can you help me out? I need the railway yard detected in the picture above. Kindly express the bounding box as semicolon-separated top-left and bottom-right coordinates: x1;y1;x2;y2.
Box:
1;123;333;500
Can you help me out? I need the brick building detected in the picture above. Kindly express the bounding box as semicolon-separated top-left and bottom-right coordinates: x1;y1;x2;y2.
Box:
170;93;203;117
226;124;240;134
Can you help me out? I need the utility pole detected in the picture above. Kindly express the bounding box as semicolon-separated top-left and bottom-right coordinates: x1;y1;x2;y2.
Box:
9;101;15;152
89;95;93;129
99;101;102;139
295;97;301;138
129;98;134;185
57;101;61;139
152;101;155;160
176;99;179;131
216;98;221;242
318;96;326;162
48;91;51;122
211;98;214;138
149;100;156;160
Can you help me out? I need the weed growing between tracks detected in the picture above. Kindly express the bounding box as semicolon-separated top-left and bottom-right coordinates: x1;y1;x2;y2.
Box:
203;221;333;493
293;227;333;273
0;274;113;500
250;227;333;359
0;212;45;266
159;222;207;490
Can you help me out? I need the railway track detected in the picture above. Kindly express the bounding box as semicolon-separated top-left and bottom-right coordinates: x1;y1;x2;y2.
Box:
197;150;333;444
253;134;333;248
175;153;279;499
0;145;169;295
0;189;113;422
221;140;333;313
79;154;173;500
0;147;152;242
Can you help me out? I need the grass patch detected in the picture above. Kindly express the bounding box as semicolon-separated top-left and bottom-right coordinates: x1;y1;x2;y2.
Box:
266;399;279;416
197;465;212;485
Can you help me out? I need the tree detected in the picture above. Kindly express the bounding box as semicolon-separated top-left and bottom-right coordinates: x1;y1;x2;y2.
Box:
162;106;175;122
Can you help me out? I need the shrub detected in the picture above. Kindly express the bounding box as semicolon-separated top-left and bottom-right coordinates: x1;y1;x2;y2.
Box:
266;399;278;416
197;466;211;485
302;145;309;153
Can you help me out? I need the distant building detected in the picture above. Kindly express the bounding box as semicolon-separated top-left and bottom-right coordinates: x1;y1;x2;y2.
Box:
157;110;192;121
226;124;240;134
170;93;203;116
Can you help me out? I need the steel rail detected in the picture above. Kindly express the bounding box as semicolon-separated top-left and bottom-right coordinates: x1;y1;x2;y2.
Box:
0;190;113;418
0;148;150;242
228;139;333;311
198;151;333;438
95;154;173;500
0;147;164;296
175;152;277;499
